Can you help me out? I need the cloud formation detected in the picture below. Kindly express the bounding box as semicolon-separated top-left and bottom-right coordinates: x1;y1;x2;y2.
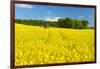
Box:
15;4;33;8
79;16;84;19
45;16;62;22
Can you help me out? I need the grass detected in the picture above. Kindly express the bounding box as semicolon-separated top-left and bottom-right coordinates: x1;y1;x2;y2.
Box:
15;23;95;66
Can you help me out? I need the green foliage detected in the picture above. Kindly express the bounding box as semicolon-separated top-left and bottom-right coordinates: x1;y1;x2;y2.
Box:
58;18;74;28
58;18;66;28
74;20;82;29
15;18;90;29
81;20;89;29
65;18;74;28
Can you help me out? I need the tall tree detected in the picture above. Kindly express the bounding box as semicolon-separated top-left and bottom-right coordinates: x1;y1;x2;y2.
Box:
81;20;89;29
58;18;66;28
65;18;74;28
58;18;74;28
74;20;82;29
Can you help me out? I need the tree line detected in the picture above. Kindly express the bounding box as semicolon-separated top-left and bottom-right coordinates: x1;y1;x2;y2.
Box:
15;17;89;29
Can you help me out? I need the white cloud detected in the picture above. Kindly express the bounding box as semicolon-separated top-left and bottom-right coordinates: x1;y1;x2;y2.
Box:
79;16;84;19
15;4;33;8
45;16;63;22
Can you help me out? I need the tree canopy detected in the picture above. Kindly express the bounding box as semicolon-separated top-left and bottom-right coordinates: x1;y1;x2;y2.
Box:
81;20;89;29
15;17;89;29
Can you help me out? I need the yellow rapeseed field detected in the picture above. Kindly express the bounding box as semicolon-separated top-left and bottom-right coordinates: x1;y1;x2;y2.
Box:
15;23;94;66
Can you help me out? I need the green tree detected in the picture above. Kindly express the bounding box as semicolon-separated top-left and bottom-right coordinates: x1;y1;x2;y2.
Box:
81;20;89;29
58;18;66;28
58;18;74;28
65;18;74;28
74;20;82;29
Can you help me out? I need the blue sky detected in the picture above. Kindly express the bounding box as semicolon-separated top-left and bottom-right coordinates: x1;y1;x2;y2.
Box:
15;4;95;27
